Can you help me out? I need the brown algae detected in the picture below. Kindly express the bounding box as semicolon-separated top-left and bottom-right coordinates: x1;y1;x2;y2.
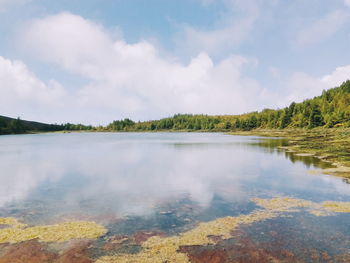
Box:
0;219;107;243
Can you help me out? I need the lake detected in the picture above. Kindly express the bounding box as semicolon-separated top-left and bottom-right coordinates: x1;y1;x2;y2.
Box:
0;132;349;262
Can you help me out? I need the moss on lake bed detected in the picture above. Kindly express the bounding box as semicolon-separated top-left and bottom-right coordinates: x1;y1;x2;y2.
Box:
95;197;350;263
1;197;349;262
0;219;106;243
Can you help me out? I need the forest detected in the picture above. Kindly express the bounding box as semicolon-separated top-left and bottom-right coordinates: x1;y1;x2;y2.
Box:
1;80;349;134
0;116;94;135
106;80;350;131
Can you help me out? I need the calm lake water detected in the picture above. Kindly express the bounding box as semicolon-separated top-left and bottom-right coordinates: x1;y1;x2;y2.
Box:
0;132;349;262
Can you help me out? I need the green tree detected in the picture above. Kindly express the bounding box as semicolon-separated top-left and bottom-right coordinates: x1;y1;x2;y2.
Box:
9;117;25;134
308;104;324;128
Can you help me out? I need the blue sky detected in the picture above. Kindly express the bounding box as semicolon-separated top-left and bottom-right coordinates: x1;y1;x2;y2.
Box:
0;0;349;124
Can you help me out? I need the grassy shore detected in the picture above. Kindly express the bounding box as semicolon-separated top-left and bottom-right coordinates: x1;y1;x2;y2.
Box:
229;128;350;179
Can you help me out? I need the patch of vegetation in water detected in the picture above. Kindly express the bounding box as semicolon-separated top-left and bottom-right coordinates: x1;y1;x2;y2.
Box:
1;197;349;262
95;197;350;263
322;201;350;213
0;218;106;243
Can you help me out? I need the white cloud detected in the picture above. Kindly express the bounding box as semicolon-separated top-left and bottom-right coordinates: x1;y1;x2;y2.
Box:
13;12;350;124
276;65;350;108
0;56;66;120
296;10;349;47
177;0;260;56
345;0;350;7
20;13;113;79
18;12;268;123
281;72;329;107
321;65;350;87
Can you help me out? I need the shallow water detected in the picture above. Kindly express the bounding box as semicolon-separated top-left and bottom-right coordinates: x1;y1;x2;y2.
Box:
0;132;349;262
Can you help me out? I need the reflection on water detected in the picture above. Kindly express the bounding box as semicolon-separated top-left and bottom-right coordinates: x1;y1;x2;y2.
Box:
248;137;335;169
0;132;349;262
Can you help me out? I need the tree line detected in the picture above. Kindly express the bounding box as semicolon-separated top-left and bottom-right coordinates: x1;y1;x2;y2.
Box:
1;80;349;135
0;116;95;135
106;80;350;131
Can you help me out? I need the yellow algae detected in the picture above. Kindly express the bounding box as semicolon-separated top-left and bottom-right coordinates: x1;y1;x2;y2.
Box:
252;197;335;217
309;209;330;217
0;217;25;228
0;217;18;226
322;201;350;213
174;210;277;247
0;220;106;243
252;197;313;212
96;196;350;263
97;249;189;263
96;210;278;263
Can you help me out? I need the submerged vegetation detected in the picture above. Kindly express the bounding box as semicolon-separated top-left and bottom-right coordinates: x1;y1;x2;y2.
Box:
0;219;106;243
1;197;349;262
322;201;350;213
96;210;277;263
96;197;350;263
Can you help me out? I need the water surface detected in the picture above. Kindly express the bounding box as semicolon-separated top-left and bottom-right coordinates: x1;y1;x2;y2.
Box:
0;133;349;262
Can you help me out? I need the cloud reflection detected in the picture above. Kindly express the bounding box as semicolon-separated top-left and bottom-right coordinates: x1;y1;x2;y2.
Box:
0;133;349;221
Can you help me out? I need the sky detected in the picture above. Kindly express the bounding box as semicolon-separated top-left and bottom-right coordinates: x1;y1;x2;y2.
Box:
0;0;349;125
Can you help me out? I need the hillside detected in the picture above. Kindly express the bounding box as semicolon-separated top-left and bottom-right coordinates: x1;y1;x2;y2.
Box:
106;80;350;131
0;116;64;135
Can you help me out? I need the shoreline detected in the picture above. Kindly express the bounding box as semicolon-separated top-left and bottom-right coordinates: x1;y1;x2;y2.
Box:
2;128;350;179
229;128;350;180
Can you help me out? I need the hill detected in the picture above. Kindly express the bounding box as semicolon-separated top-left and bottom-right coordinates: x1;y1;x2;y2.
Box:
0;116;65;135
106;80;350;131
